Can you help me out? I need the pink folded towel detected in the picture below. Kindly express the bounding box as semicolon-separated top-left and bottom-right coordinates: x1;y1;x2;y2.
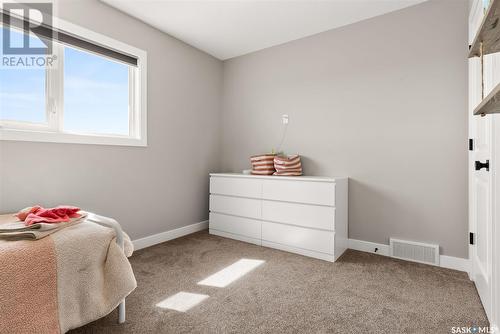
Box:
15;206;82;226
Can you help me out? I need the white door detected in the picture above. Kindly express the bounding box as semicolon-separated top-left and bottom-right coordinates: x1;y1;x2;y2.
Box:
469;0;494;321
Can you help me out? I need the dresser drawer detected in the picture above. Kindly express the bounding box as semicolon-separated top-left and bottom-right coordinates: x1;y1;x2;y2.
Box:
210;176;261;198
262;200;335;231
209;212;261;240
262;180;335;206
261;221;335;255
209;194;261;219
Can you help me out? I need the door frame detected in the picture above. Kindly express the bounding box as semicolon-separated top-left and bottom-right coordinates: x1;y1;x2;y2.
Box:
469;0;499;327
492;116;500;329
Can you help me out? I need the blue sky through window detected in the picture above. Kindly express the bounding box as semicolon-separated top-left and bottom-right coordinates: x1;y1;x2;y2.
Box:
0;27;46;123
64;46;129;135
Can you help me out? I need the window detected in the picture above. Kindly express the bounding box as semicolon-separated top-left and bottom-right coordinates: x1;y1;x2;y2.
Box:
1;27;47;126
63;46;130;136
0;16;147;146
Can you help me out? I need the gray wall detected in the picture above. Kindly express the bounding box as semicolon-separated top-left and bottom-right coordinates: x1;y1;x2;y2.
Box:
0;0;223;240
221;0;469;257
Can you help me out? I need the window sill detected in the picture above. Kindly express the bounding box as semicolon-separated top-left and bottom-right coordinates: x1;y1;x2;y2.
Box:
0;128;147;147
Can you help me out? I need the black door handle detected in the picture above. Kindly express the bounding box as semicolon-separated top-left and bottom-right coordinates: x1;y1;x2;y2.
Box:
475;160;490;171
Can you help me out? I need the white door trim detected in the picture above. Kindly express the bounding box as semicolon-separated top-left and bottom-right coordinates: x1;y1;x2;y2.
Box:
469;0;497;324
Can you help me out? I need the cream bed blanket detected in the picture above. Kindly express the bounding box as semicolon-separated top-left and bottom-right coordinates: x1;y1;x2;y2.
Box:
0;214;137;334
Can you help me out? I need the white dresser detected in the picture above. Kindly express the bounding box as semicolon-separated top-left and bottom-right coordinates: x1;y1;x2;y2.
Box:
209;173;348;262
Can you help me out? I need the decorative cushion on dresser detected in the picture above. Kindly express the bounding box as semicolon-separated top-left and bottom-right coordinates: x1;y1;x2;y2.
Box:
209;173;348;262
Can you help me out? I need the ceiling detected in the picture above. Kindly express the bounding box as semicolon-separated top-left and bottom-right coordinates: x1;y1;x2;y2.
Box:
101;0;427;60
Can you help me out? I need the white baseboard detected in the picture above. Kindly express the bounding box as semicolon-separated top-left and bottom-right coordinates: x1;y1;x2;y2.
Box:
348;238;390;256
133;220;208;250
440;255;471;274
348;238;471;275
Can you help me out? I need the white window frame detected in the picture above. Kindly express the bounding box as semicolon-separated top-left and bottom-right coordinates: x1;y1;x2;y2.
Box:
0;17;148;147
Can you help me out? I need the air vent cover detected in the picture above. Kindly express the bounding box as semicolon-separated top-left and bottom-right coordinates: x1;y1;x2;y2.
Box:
389;238;439;265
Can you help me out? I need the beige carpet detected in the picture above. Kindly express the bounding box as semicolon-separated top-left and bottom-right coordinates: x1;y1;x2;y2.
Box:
70;231;487;333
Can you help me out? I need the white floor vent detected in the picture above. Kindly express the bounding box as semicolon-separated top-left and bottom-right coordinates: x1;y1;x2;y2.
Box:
389;238;440;265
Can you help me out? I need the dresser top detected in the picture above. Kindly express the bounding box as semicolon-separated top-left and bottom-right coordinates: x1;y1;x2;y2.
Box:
210;173;346;183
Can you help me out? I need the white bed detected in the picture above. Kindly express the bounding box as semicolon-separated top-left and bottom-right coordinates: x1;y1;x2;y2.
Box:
0;212;136;333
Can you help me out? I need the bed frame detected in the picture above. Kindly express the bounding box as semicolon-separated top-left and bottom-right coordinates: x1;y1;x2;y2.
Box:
87;213;127;324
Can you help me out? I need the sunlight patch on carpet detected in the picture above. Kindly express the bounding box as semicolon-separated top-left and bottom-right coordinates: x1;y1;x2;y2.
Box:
156;292;209;312
198;258;265;288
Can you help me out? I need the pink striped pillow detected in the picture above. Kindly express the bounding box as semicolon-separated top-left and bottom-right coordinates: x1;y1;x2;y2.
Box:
252;169;275;175
275;163;302;171
274;155;300;166
273;155;302;176
250;154;276;163
250;154;277;175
